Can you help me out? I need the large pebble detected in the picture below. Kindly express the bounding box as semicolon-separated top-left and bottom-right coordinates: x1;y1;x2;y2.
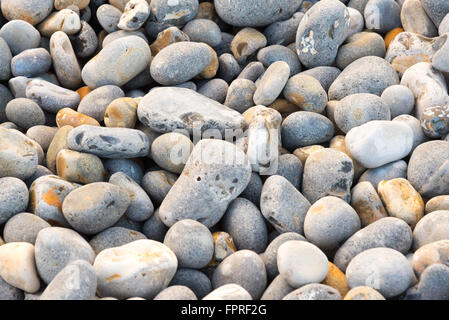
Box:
26;79;80;113
346;247;414;298
212;250;266;299
253;62;289;106
6;97;46;130
11;48;51;78
277;240;328;288
214;0;300;27
295;0;350;68
0;177;29;224
364;0;401;33
345;120;413;169
3;213;50;244
82;36;151;89
38;9;81;37
159;139;251;228
413;210;449;249
94;240;177;299
1;0;53;25
334;217;413;271
118;0;150;31
62;182;131;234
0;242;40;293
304;196;361;251
137;87;245;135
35;227;95;284
50;31;81;90
302;148;354;204
283;74;328;113
67;125;150;159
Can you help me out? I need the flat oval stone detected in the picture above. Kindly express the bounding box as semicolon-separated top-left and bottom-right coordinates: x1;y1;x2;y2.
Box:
407;140;449;197
5;98;45;130
0;242;40;293
150;42;211;85
253;61;290;106
281;111;334;150
346;247;414;298
0;127;38;179
38;9;81;37
214;0;300;27
70;21;98;59
93;239;177;299
334;217;413;271
67;125;150;159
345;120;414;169
401;0;438;37
96;4;122;33
426;196;449;213
0;20;41;55
277;240;328;288
82;36;151;89
182;18;221;47
34;227;95;284
1;0;53;26
328;56;399;101
378;178;424;228
283;74;328;113
230;28;267;63
137;87;245;135
260;175;310;235
296;0;351;68
26;79;80;113
150;132;193;174
56;149;105;184
302;148;354;204
159;139;252;228
62;182;131;235
11;48;51;78
39;260;97;300
304;196;361;251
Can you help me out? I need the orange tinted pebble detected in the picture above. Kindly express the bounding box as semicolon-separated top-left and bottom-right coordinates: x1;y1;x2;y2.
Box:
322;262;350;297
384;28;404;49
56;108;100;128
76;86;92;100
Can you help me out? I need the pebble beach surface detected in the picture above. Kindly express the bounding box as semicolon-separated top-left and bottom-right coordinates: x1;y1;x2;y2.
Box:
0;0;448;301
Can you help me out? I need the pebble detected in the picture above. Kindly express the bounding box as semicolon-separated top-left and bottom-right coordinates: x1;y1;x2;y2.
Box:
283;284;341;300
118;0;150;31
150;42;210;85
345;120;413;169
378;178;424;228
381;85;415;118
260;175;310;235
413;210;449;249
230;28;267;63
96;4;122;33
29;175;78;227
346;247;414;298
302;148;354;204
334;217;413;271
420;105;449;138
344;286;386;300
237;61;265;82
50;31;82;90
26;79;80;113
346;7;364;38
407;140;449;198
203;284;252;300
224;79;257;113
62;182;131;234
141;169;178;204
351;181;388;227
0;21;41;55
39;260;97;300
1;0;53;26
257;45;301;76
5;98;45;130
334;94;391;133
0;242;40;293
364;0;401;33
149;26;189;56
212;250;267;299
94;240;177;299
3;213;50;244
56;149;105;184
277;240;328;288
11;48;51;78
150;0;198;27
283;74;328;113
217;53;240;83
34;227;95;284
170;268;211;299
104;97;138;128
214;0;300;27
222;198;267;253
82;36;151;89
38;9;81;37
137;87;245;135
0;276;24;300
163;219;213;269
300;66;341;92
197;79;228;103
264;12;304;46
261;232;306;280
183;19;221;47
67;125;150;159
89;227;147;255
154;285;197;300
77;85;124;122
426;196;449;214
0;127;38;179
421;0;449;27
401;0;438;37
281;111;334;150
142;209;168;242
328;56;399;101
304;196;361;251
261;275;295;300
336;32;386;70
